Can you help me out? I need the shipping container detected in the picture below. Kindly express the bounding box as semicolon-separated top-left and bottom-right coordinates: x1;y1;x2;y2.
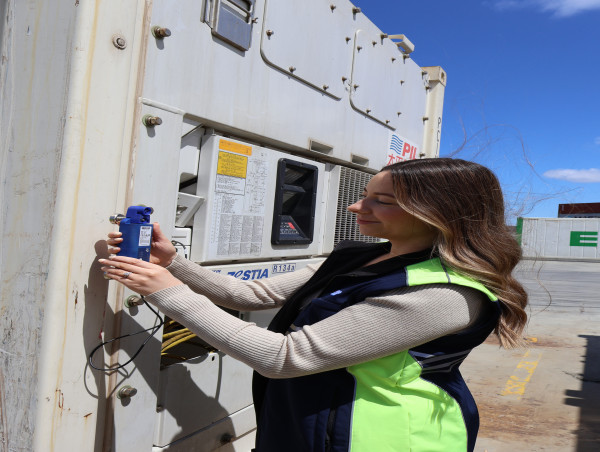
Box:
558;202;600;218
0;1;446;451
518;217;600;261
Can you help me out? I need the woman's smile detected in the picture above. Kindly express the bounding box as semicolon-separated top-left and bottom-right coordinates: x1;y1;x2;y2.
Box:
356;218;380;224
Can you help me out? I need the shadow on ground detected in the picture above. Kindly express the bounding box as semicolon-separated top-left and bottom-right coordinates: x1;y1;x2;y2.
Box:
564;334;600;451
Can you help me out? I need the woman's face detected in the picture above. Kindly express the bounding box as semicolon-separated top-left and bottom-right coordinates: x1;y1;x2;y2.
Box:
347;171;436;248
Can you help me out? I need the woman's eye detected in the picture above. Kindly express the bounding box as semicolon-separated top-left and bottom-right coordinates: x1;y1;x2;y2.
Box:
356;195;394;205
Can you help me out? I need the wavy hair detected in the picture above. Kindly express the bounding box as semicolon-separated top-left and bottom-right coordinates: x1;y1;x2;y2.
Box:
382;158;528;348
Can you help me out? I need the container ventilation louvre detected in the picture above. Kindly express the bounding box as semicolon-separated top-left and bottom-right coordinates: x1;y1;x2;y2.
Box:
334;167;382;246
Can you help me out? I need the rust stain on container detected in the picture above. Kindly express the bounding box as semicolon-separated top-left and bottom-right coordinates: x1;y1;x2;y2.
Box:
51;0;102;446
56;389;64;410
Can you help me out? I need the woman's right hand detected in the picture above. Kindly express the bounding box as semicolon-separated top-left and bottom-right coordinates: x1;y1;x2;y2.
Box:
107;222;178;267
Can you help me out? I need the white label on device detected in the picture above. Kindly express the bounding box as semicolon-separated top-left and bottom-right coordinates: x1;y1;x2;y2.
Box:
139;226;152;246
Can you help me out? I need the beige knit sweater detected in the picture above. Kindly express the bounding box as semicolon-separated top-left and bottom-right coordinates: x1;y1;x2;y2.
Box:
145;254;488;379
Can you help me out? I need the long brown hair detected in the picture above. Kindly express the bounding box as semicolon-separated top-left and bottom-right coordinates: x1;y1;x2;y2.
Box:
382;158;528;348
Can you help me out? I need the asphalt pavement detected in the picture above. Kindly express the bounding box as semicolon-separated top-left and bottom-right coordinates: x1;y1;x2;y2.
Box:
464;259;600;452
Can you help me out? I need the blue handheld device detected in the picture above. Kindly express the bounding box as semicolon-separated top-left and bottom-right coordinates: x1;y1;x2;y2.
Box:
110;206;154;261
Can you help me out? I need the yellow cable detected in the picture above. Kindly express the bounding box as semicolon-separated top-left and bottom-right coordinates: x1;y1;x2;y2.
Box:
161;332;191;350
161;333;197;353
162;328;190;340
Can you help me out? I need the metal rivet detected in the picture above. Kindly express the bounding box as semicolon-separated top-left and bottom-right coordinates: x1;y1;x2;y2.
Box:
381;33;388;39
151;26;171;39
330;4;336;11
357;46;362;51
322;85;329;90
366;109;371;114
386;120;390;124
289;66;296;73
391;57;396;62
142;114;162;127
117;386;137;399
397;112;402;116
372;41;377;46
353;84;359;89
252;17;259;24
352;7;361;14
112;35;127;50
345;37;351;43
342;76;347;82
266;29;274;37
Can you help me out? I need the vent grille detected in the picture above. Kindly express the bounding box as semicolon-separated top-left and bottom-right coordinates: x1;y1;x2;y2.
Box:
334;167;382;246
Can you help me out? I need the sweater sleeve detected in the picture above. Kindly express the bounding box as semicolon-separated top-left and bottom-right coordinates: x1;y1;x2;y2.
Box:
144;283;488;379
164;254;322;310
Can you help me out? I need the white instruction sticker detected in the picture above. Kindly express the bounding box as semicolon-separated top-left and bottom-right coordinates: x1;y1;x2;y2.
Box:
139;225;152;246
209;148;269;258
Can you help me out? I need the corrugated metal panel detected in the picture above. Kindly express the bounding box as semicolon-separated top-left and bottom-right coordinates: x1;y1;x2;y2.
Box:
520;218;600;260
558;202;600;217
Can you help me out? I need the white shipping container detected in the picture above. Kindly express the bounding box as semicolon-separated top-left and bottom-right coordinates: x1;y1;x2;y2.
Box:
518;217;600;261
0;1;446;451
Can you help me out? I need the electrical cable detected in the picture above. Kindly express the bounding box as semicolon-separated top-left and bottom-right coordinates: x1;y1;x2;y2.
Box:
161;331;191;348
162;327;190;340
88;296;165;372
161;333;197;354
170;240;189;259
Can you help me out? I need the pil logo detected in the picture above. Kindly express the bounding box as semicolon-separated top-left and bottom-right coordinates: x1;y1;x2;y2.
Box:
387;134;418;165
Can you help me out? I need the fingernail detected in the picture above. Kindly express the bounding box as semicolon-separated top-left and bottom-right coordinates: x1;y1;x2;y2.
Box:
98;259;106;263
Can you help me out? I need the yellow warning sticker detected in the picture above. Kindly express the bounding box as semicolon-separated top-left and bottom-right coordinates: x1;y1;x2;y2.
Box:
217;151;248;179
219;139;252;156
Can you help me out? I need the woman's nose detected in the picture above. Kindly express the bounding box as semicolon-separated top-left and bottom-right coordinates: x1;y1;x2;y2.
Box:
347;199;366;213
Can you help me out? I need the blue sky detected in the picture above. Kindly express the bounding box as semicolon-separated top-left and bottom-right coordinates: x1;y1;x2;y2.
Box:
353;0;600;222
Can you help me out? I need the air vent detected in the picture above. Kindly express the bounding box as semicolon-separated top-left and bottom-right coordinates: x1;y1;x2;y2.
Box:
205;0;255;51
334;167;382;246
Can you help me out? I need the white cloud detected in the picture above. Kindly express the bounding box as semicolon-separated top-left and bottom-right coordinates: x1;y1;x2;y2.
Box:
490;0;530;11
544;168;600;183
488;0;600;17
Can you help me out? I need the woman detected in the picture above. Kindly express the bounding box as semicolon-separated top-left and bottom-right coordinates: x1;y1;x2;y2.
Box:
100;158;528;452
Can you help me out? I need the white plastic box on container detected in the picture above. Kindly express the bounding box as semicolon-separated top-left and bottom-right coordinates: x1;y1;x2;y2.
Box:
518;217;600;261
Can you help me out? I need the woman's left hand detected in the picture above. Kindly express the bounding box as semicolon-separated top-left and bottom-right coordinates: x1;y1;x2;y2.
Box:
99;256;183;296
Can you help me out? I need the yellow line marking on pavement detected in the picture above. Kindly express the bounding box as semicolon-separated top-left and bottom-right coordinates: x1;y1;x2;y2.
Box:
500;346;542;399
